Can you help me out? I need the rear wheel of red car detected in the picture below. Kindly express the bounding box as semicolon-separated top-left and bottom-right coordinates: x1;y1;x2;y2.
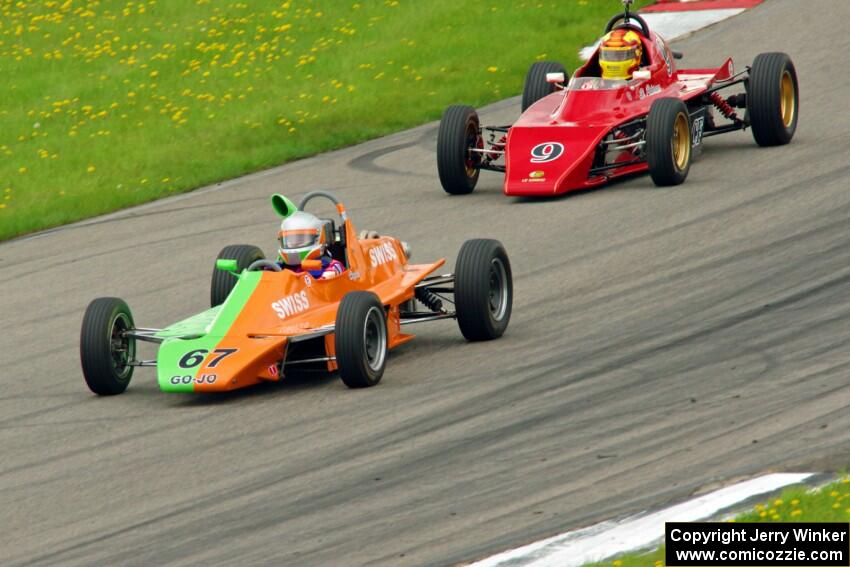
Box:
646;98;692;187
437;105;481;195
521;61;568;112
336;292;388;388
80;297;135;396
454;239;513;341
749;52;798;147
211;244;265;307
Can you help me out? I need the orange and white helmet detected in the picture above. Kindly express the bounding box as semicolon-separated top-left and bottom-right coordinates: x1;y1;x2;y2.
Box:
278;211;330;266
599;29;643;80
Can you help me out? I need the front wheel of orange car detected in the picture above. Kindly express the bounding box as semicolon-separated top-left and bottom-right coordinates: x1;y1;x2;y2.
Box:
646;97;692;187
80;297;136;396
454;239;513;341
336;292;388;388
211;244;265;307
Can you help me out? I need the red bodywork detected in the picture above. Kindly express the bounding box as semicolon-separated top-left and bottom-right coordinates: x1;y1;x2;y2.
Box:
503;31;736;196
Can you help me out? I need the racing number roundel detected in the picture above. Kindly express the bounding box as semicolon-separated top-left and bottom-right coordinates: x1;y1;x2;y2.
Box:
530;142;564;163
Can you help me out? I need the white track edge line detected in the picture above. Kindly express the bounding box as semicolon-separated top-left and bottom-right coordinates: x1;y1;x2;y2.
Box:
471;473;814;567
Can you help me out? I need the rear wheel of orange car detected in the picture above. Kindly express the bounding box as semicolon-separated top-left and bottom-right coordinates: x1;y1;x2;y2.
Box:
646;98;692;187
437;105;481;195
336;292;388;388
80;297;136;395
455;239;513;341
749;52;798;147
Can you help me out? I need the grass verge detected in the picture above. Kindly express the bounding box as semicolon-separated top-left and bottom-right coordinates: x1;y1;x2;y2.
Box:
584;477;850;567
0;0;648;241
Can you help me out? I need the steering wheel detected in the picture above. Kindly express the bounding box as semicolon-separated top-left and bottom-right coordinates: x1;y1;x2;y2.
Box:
247;259;282;272
604;13;651;38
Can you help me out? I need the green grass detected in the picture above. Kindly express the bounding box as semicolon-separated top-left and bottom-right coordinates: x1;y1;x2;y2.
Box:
0;0;649;241
583;478;850;567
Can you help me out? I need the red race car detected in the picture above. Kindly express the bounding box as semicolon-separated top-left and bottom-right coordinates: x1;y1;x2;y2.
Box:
436;0;798;197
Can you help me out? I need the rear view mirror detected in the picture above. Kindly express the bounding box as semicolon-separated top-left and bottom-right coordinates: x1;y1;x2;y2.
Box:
546;72;565;84
216;259;239;274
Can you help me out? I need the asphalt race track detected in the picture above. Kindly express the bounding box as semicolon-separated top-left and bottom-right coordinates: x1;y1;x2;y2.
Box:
1;1;849;565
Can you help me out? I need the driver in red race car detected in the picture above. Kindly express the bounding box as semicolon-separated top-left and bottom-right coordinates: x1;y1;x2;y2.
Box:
277;210;345;280
599;28;644;81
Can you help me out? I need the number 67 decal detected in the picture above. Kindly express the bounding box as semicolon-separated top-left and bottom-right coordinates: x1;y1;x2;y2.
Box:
178;348;238;369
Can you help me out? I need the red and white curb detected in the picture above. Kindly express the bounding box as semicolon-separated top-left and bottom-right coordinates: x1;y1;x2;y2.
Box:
580;0;764;60
470;473;813;567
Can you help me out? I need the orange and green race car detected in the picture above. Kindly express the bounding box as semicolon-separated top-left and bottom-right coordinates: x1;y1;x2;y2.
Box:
79;191;513;395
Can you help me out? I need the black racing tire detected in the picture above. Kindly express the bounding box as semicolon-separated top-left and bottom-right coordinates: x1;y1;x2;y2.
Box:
211;244;264;307
749;52;798;147
80;297;135;396
335;292;388;388
646;97;692;187
437;105;480;195
521;61;568;112
454;239;513;341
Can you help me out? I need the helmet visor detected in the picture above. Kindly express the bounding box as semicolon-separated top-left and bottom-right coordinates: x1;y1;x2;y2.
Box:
279;229;318;249
600;47;639;62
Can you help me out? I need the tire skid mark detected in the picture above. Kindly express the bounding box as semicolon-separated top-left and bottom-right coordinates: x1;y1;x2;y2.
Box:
347;127;437;176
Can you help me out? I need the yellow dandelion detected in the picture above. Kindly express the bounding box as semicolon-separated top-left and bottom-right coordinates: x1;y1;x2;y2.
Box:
87;165;96;173
791;509;802;516
487;66;498;73
18;167;27;173
0;204;6;210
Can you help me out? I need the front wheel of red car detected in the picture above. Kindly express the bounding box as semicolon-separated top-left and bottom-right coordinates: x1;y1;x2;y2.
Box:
437;105;481;195
646;98;692;187
749;52;798;147
521;61;568;112
336;292;388;388
454;239;513;341
80;297;136;396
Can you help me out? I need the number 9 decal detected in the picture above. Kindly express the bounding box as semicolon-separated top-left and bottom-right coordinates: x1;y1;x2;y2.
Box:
530;142;564;163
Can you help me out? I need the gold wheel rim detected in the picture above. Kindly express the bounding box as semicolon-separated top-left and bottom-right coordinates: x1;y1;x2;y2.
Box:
465;123;479;178
672;112;690;171
780;70;796;128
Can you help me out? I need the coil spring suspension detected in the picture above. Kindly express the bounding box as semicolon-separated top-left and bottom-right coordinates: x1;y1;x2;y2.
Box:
709;92;738;121
415;288;443;312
